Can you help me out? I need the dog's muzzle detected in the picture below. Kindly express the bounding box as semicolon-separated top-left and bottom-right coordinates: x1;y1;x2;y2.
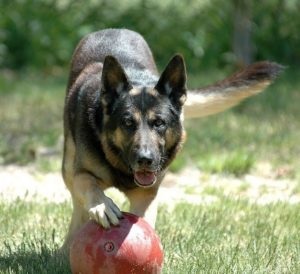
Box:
131;149;158;187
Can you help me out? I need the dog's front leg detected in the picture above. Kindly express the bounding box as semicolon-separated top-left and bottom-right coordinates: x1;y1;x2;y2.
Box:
126;188;159;228
62;173;122;251
72;173;123;228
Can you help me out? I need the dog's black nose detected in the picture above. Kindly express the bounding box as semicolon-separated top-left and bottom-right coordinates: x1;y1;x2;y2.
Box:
137;150;154;167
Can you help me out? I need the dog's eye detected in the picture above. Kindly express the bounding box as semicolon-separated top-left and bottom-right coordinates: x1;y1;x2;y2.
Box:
123;117;135;128
153;118;165;128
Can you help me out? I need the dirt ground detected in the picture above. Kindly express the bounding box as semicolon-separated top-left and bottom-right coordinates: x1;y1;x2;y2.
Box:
0;164;299;206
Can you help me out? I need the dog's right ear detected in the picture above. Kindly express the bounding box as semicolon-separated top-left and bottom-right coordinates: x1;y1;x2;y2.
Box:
101;55;132;106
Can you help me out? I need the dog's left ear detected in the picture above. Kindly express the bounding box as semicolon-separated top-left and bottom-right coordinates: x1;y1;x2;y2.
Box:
155;54;187;108
101;55;132;107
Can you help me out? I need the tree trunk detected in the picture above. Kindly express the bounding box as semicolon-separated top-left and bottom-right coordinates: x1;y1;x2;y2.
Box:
233;0;253;67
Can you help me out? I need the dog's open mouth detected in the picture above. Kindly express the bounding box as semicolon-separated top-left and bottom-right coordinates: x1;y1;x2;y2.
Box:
133;170;157;187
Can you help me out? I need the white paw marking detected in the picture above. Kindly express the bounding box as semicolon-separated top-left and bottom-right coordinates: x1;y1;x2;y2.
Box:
88;196;122;228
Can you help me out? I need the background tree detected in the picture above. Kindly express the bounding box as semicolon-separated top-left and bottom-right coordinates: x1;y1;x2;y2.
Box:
0;0;298;72
232;0;253;66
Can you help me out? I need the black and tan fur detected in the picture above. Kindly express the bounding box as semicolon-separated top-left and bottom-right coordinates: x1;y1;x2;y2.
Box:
62;29;283;249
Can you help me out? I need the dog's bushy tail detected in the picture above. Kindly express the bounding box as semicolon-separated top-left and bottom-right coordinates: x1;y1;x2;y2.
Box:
184;62;285;119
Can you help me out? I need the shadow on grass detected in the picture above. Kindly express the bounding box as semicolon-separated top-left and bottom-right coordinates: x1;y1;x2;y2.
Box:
0;247;71;274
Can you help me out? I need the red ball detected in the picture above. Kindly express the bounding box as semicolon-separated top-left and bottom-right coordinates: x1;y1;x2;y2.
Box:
70;212;164;274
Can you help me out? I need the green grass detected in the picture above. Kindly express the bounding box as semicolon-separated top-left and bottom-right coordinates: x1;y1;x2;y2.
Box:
160;201;300;273
0;200;70;273
0;72;65;165
197;150;254;176
0;198;299;273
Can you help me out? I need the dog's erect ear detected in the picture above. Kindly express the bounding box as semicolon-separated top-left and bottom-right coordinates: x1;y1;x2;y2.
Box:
155;54;187;108
101;55;132;106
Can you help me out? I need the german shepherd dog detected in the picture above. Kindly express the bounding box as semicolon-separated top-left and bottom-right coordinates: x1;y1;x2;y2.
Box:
62;29;282;248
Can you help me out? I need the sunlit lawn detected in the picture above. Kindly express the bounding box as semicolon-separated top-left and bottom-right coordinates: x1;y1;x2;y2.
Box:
0;199;299;273
0;68;299;273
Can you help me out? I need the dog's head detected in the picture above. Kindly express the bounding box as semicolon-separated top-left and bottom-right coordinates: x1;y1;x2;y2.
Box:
100;55;187;188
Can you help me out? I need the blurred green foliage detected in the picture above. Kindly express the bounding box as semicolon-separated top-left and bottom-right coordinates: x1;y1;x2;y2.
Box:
0;0;299;72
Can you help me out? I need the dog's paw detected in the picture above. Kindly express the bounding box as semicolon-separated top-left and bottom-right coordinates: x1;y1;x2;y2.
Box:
88;196;122;229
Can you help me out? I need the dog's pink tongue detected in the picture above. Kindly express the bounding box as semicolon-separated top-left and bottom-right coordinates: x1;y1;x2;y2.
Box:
134;171;156;186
